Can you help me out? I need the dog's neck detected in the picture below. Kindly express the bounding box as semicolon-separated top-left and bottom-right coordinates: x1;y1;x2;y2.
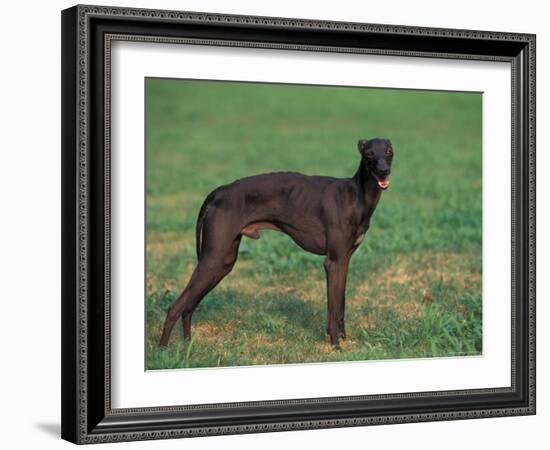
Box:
353;159;381;207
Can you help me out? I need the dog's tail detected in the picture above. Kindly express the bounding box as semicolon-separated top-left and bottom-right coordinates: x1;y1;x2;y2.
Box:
195;192;214;261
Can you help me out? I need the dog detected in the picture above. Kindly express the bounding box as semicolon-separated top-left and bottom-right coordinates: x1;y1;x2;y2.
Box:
159;138;394;347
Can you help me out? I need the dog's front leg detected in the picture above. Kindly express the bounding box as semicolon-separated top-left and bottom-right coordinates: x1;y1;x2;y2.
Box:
323;253;351;347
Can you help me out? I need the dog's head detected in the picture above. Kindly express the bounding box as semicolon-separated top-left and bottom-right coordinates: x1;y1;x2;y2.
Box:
357;138;394;190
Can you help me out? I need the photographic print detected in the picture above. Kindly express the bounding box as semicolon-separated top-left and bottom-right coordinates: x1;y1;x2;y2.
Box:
145;79;482;370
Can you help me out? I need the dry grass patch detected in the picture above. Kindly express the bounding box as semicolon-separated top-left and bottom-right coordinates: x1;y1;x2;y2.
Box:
147;190;204;211
147;230;194;255
351;251;480;322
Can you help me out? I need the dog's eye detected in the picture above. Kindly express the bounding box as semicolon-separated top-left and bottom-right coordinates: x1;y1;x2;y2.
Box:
386;149;393;157
366;151;374;158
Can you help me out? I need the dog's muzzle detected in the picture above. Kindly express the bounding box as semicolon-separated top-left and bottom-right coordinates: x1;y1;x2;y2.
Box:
374;174;390;190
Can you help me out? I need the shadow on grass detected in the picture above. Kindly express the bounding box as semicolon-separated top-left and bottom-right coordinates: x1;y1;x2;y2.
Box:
192;288;325;339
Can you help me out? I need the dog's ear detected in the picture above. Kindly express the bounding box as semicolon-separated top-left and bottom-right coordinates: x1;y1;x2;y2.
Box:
357;139;370;154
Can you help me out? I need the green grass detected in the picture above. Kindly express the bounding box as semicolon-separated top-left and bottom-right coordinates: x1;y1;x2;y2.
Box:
145;78;482;369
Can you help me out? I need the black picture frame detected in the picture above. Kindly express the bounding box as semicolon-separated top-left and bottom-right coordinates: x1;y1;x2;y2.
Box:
61;4;536;444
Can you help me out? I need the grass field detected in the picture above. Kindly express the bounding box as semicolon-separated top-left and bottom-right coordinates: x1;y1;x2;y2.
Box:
145;78;482;370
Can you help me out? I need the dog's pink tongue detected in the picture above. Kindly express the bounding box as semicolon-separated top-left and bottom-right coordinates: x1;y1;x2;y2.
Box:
378;177;390;189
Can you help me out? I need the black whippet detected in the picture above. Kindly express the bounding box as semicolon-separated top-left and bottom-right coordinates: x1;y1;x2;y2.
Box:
159;138;394;347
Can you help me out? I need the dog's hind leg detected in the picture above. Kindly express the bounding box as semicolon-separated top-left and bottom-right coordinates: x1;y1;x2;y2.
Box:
159;231;242;347
181;313;192;340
